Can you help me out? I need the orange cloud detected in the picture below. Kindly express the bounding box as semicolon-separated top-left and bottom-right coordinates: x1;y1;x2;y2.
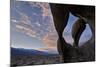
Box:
42;32;58;49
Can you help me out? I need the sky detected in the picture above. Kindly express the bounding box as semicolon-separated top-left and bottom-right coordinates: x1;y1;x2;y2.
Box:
10;0;92;54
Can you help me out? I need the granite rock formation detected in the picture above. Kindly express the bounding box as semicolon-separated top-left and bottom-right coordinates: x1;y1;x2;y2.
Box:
50;3;95;63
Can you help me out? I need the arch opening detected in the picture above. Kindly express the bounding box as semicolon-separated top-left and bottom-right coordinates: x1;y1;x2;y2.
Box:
63;13;92;46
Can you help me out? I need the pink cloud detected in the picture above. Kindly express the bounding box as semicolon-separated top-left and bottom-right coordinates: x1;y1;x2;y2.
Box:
28;2;51;18
18;12;32;25
16;24;37;37
42;32;58;49
13;12;37;38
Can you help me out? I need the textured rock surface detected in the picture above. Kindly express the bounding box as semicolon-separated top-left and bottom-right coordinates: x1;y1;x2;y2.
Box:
50;3;95;63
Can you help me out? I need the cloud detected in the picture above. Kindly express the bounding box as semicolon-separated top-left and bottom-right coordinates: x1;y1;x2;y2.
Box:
33;12;39;16
11;1;59;50
14;2;54;38
18;12;32;25
42;32;58;49
35;21;41;27
38;47;58;54
28;2;51;18
12;11;37;38
11;19;18;23
16;24;37;38
38;3;51;17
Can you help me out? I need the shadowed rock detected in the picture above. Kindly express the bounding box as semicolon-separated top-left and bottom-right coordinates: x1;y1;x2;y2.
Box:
72;18;86;47
50;3;95;63
50;4;69;37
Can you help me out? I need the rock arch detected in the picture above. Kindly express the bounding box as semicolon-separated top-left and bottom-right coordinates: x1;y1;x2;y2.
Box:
50;3;95;62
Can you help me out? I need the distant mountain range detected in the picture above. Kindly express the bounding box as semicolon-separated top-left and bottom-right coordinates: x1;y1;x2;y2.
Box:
11;47;57;56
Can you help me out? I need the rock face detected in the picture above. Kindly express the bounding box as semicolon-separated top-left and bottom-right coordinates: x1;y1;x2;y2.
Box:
50;3;95;63
50;4;69;37
72;18;86;47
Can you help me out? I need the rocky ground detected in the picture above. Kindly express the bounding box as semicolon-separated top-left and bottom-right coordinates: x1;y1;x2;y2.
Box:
11;55;63;67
